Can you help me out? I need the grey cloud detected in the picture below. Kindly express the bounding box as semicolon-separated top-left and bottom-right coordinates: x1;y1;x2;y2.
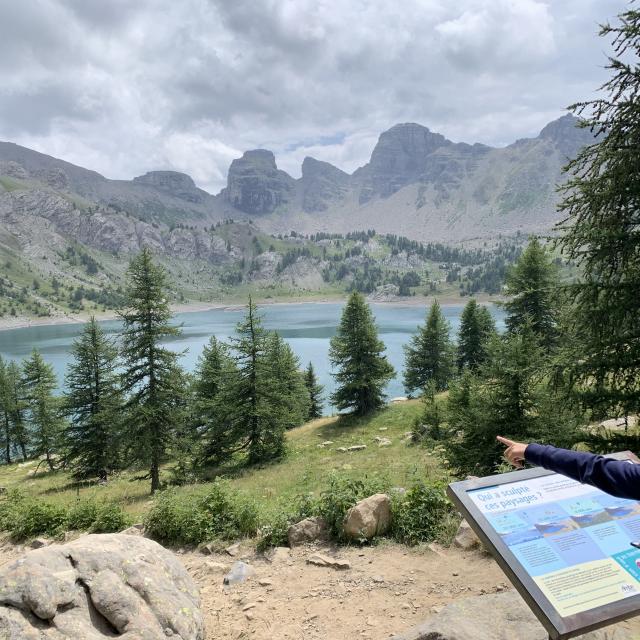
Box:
0;0;627;193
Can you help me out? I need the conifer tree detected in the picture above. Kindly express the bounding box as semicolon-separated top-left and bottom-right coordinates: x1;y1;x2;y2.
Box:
207;299;287;464
0;357;12;463
120;248;185;493
304;362;324;419
503;238;559;350
557;8;640;417
64;317;122;479
329;292;394;415
404;300;455;394
264;332;310;430
5;361;27;460
22;350;63;471
457;299;496;370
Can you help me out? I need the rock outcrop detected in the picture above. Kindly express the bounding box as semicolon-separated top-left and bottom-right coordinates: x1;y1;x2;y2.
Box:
222;149;295;214
0;533;204;640
133;171;207;204
287;516;329;547
391;590;633;640
300;156;349;212
343;494;391;540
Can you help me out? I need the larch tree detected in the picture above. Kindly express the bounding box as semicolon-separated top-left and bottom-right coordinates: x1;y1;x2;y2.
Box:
503;237;559;350
120;248;185;494
403;300;455;394
22;349;63;471
457;299;496;371
557;8;640;418
329;292;394;416
64;317;122;479
304;362;324;419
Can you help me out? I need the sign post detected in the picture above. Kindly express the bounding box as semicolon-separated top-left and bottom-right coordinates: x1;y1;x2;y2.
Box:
447;453;640;640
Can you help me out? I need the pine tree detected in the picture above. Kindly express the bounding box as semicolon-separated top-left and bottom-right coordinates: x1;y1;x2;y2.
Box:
0;357;12;463
556;8;640;418
304;362;324;419
403;300;455;394
5;361;27;460
120;248;185;494
412;381;445;442
503;238;559;350
329;292;394;415
22;350;63;471
64;317;122;479
457;299;496;370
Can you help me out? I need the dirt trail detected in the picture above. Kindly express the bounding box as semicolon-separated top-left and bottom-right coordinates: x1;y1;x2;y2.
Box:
2;539;640;639
184;542;510;639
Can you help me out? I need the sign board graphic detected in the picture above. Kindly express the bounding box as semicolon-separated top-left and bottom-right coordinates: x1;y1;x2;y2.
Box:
447;452;640;639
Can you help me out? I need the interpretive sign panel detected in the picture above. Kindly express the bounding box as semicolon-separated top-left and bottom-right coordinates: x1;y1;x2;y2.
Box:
447;453;640;639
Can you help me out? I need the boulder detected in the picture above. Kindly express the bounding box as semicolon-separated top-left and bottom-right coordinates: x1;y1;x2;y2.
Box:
453;519;481;550
0;533;204;640
287;516;329;547
343;493;391;540
391;591;635;640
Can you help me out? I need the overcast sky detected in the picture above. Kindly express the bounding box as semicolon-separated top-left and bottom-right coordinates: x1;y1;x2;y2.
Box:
0;0;623;193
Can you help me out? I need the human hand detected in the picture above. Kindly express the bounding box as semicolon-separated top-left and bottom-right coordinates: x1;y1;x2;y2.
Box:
497;436;528;469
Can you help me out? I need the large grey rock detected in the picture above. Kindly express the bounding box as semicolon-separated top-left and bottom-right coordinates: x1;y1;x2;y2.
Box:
0;533;204;640
287;516;329;547
343;493;391;540
391;591;635;640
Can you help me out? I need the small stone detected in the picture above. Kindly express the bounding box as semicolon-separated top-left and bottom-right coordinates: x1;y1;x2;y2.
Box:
453;519;481;551
243;603;257;611
306;553;351;570
347;444;367;452
164;629;174;637
258;578;273;586
245;611;255;621
225;542;241;557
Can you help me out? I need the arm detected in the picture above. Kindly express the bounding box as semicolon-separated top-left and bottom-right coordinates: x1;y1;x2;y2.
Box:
524;443;640;501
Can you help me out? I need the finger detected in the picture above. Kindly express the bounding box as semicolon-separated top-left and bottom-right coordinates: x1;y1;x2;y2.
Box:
497;436;516;447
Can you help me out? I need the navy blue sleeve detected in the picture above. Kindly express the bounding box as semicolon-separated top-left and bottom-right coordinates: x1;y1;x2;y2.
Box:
525;443;640;501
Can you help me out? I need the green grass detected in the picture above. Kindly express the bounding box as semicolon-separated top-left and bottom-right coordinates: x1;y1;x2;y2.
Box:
0;175;29;192
0;400;445;525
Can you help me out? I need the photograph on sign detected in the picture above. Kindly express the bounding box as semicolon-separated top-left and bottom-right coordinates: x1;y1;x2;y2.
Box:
467;473;640;618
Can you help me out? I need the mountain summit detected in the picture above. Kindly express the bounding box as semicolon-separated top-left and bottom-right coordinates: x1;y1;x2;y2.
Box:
0;114;593;243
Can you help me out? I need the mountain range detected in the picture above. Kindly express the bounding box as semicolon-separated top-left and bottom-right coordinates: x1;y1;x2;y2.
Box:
0;114;592;251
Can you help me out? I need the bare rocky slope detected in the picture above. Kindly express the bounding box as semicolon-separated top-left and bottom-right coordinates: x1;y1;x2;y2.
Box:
0;114;593;247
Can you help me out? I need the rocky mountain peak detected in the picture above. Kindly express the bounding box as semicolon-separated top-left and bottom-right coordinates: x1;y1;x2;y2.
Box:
538;113;594;157
223;149;295;215
132;170;205;203
357;123;452;202
301;157;349;212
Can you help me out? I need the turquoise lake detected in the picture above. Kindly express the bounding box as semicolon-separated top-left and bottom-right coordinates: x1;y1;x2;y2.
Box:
0;302;505;412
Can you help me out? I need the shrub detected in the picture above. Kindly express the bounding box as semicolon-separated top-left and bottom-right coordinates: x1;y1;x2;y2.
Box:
316;473;389;540
91;503;131;533
8;498;68;539
66;500;99;530
144;479;259;545
391;481;455;545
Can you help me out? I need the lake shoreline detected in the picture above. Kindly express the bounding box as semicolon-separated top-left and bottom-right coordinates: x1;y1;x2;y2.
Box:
0;293;503;333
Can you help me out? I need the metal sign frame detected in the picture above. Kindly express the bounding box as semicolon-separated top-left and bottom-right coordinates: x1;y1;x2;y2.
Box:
447;453;640;640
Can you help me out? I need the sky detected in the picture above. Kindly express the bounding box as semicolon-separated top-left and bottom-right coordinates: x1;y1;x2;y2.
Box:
0;0;624;193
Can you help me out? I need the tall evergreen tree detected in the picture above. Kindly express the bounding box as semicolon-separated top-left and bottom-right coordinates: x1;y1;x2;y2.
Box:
404;300;455;394
0;357;12;463
457;299;496;370
264;332;310;430
503;237;559;350
22;350;63;471
329;292;394;415
557;8;640;418
5;361;27;460
304;362;324;419
64;317;122;479
120;248;185;493
206;300;288;465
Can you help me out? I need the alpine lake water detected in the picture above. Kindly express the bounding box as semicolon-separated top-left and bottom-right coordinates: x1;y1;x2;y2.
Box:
0;302;505;412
